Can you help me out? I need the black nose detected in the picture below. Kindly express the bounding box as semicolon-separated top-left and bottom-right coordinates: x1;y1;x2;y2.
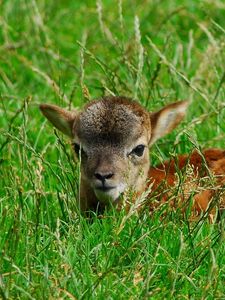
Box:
94;172;114;182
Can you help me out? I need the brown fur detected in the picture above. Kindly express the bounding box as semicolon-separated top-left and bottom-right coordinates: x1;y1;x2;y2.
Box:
148;149;225;218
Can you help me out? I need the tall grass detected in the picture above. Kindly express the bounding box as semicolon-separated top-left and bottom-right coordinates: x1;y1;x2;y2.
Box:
0;0;224;299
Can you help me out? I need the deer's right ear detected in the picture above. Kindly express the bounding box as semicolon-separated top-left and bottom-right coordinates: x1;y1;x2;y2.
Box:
39;104;79;137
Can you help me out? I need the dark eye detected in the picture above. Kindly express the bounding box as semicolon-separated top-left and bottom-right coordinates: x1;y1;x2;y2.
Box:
73;143;80;155
130;144;145;157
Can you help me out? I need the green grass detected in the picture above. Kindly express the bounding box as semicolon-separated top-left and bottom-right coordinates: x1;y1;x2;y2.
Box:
0;0;225;299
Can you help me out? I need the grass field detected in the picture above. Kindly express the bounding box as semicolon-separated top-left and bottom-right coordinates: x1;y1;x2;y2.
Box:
0;0;225;299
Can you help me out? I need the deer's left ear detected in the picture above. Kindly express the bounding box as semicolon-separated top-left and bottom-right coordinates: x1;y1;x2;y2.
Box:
40;104;79;137
149;101;189;146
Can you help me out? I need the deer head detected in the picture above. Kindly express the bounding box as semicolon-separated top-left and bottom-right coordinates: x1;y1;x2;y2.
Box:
40;96;188;209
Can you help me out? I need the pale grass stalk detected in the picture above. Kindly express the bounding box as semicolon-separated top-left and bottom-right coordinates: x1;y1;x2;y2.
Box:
80;32;91;101
171;232;185;297
0;68;13;88
76;41;117;92
186;30;194;69
172;44;180;67
134;16;144;98
211;19;225;34
147;36;215;109
15;54;69;104
38;47;79;71
183;132;215;181
30;0;51;46
80;31;87;91
58;288;78;300
96;0;117;45
197;22;217;47
96;0;104;35
175;106;225;145
76;41;109;76
118;0;124;36
175;44;184;69
4;132;67;188
117;182;154;235
55;218;64;257
101;84;115;96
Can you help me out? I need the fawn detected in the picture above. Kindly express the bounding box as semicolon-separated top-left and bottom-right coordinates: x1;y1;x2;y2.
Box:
40;96;225;217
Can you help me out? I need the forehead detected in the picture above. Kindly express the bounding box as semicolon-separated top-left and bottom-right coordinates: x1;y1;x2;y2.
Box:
75;97;150;145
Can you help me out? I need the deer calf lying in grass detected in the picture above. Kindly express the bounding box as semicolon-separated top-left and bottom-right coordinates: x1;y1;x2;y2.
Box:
40;96;225;218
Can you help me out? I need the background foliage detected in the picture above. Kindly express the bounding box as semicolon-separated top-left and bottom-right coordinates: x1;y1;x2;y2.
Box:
0;0;225;299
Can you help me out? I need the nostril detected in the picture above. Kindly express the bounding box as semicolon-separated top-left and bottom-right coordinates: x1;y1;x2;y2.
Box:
94;172;114;181
105;173;114;179
95;173;104;181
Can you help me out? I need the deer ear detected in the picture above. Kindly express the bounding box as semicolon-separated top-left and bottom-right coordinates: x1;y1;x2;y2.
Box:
40;104;79;137
149;101;189;146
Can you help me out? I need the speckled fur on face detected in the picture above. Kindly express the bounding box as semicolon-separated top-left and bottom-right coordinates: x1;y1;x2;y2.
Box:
73;96;151;147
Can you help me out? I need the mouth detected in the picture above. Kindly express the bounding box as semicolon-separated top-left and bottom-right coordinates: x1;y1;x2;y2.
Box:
94;185;118;202
95;186;115;192
93;183;126;202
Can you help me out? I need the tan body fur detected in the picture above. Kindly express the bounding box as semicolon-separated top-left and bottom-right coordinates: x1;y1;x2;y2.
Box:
40;96;225;218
